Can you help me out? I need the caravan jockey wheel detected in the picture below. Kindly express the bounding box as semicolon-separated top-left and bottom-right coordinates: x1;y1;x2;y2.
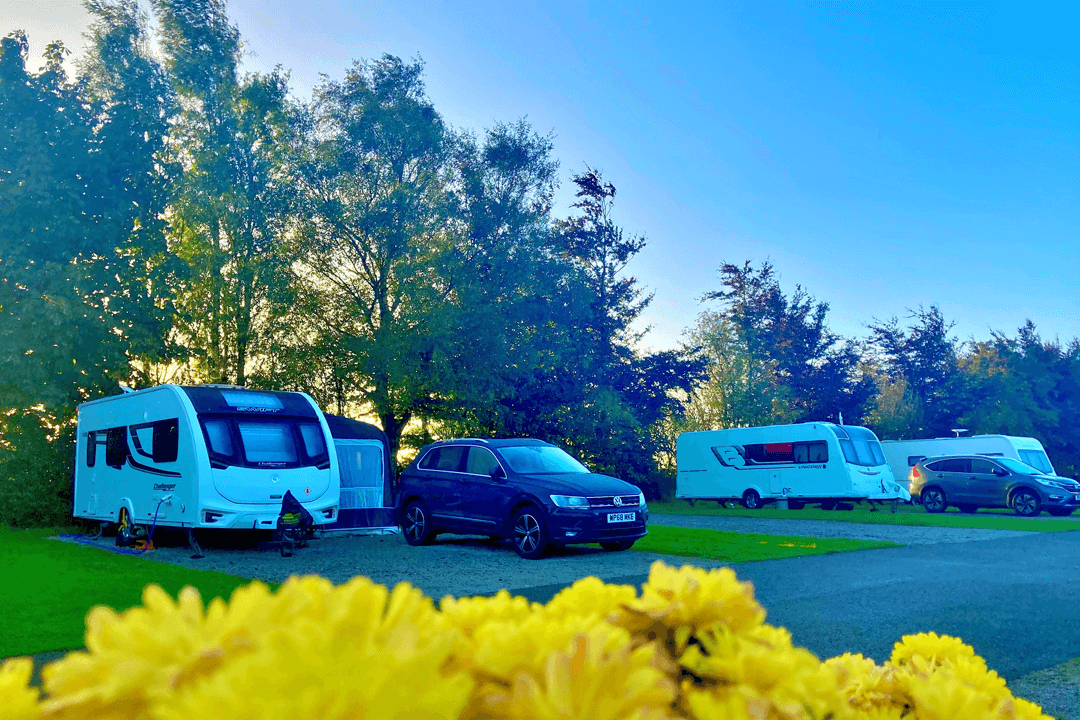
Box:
116;507;136;547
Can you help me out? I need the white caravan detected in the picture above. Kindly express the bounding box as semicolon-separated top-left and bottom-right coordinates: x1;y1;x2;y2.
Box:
676;423;909;508
74;385;340;541
881;435;1057;490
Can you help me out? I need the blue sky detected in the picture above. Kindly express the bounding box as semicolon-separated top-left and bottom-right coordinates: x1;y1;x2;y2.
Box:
7;0;1078;351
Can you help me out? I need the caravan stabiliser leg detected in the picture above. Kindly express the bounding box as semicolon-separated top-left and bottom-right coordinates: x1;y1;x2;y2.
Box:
186;528;205;559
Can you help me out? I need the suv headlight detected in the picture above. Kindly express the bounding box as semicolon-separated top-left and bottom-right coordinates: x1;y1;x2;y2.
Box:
550;495;589;508
638;492;646;507
1039;479;1069;490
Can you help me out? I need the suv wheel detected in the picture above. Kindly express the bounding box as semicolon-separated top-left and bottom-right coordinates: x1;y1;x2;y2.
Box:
402;501;436;546
922;488;946;513
741;489;762;510
1012;489;1041;517
512;506;548;559
600;539;635;551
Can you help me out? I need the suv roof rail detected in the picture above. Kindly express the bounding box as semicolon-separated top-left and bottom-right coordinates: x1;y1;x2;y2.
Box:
452;437;490;444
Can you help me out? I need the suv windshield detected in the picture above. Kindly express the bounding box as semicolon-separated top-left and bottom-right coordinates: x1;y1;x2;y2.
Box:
498;445;589;474
995;457;1045;476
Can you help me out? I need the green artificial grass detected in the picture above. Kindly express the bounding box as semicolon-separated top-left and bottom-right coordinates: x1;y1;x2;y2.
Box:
0;528;259;658
648;500;1080;532
632;524;899;562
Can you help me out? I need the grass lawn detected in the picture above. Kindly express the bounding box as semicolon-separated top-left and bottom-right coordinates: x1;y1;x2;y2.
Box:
648;500;1080;532
0;527;260;658
632;524;898;562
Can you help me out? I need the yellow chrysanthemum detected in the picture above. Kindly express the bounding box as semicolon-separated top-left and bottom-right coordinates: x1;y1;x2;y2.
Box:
469;612;629;683
826;653;906;712
0;658;40;720
904;665;1023;720
888;631;978;669
614;562;766;655
540;577;637;624
158;620;472;720
41;575;443;720
439;589;538;638
496;631;678;720
681;624;848;719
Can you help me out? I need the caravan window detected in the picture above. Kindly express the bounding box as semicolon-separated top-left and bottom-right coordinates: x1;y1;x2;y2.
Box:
105;427;128;468
793;441;828;463
1018;449;1054;474
832;426;886;467
203;419;235;457
238;422;298;464
298;422;328;460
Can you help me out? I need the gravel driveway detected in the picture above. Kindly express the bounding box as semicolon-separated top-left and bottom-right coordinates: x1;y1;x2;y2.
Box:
57;513;1034;601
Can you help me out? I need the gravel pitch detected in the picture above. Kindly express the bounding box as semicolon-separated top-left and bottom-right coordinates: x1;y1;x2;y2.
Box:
57;513;1033;601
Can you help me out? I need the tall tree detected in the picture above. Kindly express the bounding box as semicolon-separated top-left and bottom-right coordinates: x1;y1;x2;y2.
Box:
690;261;872;427
868;305;966;437
548;169;701;492
153;0;300;386
298;55;459;464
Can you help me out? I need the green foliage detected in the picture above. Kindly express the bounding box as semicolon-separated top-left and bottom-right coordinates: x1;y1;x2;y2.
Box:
632;525;898;563
0;411;78;528
677;261;872;439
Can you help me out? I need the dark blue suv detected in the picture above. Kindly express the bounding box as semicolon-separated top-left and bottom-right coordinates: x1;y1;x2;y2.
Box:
396;438;648;559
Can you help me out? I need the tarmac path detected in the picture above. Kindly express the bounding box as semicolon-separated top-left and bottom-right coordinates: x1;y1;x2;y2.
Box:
508;529;1080;684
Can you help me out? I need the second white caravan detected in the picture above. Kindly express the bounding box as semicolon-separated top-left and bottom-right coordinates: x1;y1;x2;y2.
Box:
881;435;1057;490
676;423;910;508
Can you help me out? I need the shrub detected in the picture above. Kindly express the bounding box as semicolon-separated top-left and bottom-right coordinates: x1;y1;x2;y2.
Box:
0;412;77;529
3;561;1051;719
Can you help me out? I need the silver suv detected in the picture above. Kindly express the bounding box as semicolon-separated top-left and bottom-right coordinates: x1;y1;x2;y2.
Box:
911;455;1080;517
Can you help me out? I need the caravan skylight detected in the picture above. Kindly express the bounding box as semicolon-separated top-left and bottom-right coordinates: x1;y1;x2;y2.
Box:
221;391;283;410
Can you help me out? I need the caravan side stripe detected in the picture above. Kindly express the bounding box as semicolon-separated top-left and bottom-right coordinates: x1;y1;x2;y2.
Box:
127;457;182;478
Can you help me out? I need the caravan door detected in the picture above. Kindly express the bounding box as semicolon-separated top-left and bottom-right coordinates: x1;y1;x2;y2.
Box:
335;440;389;526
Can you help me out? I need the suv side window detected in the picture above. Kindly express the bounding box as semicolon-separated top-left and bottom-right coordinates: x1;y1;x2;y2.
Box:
936;458;970;474
465;447;501;476
419;447;466;472
970;458;1000;475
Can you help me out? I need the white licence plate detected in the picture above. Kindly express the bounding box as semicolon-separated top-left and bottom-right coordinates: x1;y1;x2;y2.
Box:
607;512;636;523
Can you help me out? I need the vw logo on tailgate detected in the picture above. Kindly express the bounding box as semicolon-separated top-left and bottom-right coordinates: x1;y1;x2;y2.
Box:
613;496;623;507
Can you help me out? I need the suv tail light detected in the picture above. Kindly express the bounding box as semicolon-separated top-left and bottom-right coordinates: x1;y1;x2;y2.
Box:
910;467;921;481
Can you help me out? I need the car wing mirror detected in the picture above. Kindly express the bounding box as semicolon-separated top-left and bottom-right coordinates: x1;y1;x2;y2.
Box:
490;466;506;481
994;470;1008;477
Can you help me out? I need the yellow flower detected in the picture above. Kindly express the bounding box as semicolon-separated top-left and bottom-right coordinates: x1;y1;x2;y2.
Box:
826;653;906;712
888;632;978;670
540;576;637;624
496;630;678;720
681;624;849;720
0;658;40;720
158;620;473;720
614;562;766;655
904;665;1018;720
439;589;538;638
469;612;628;684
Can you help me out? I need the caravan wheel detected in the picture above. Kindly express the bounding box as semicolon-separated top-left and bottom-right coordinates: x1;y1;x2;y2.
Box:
741;489;762;510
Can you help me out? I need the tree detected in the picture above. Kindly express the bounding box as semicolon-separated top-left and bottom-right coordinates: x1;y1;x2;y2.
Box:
689;261;872;427
297;55;460;465
153;0;301;386
545;169;701;493
868;305;966;437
